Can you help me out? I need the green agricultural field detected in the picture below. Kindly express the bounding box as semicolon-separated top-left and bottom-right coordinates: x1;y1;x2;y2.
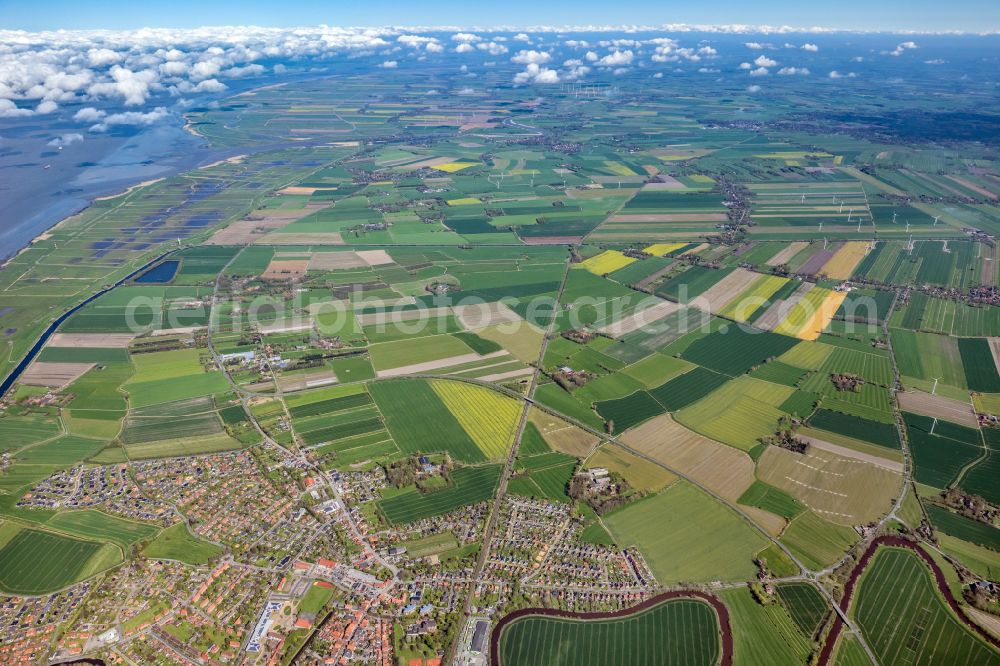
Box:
0;415;62;450
780;511;858;570
378;465;501;524
738;481;806;520
904;412;983;489
834;635;873;666
368;334;472;370
141;522;224;564
961;428;1000;505
497;597;721;666
593;390;665;433
925;505;1000;551
749;360;807;387
120;410;223;444
808;409;899;449
124;432;242;459
0;528;121;594
680;327;799;377
533;383;605;431
775;583;828;637
369;379;484;462
15;435;106;466
126;371;230;409
675;375;793;451
853;547;1000;665
604;480;768;583
508;458;577;503
719;586;813;666
958;338;1000;392
45;510;159;549
647;366;730;411
778;340;834;370
891;329;967;390
620;353;693;388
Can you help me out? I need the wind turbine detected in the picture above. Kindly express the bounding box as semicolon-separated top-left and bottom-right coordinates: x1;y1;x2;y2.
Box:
933;215;940;227
931;377;941;395
892;211;897;224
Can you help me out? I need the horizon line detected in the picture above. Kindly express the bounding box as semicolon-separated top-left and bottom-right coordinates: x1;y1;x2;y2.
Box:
2;23;1000;37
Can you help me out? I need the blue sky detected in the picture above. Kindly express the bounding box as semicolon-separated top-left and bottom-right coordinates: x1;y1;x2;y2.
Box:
2;0;999;33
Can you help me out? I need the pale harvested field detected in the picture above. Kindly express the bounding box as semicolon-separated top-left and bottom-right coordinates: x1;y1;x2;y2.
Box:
691;267;758;314
754;282;814;331
356;250;394;266
257;232;345;245
680;243;708;256
259;319;313;334
356;306;451;327
479;368;534;382
528;407;600;457
946;175;997;200
375;351;506;378
642;176;685;190
276;186;317;195
400;156;455;170
765;242;809;266
151;326;204;337
207;203;331;244
968;607;1000;640
622;414;785;535
756;445;901;525
476;323;545;362
308;251;369;271
261;259;309;280
599;299;680;338
207;218;288;245
47;333;135;348
522;236;583;244
587;444;677;492
622;415;755;502
607;213;729;223
276;369;337;392
796;434;904;473
21;361;94;388
989;337;1000;376
820;241;869;279
452;301;523;330
798;427;904;463
349;296;415;310
897;390;979;428
591;176;646;184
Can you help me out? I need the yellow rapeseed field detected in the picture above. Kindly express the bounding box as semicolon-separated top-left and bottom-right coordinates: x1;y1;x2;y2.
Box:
433;161;479;173
643;243;687;257
775;288;847;341
578;250;637;275
430;380;522;460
